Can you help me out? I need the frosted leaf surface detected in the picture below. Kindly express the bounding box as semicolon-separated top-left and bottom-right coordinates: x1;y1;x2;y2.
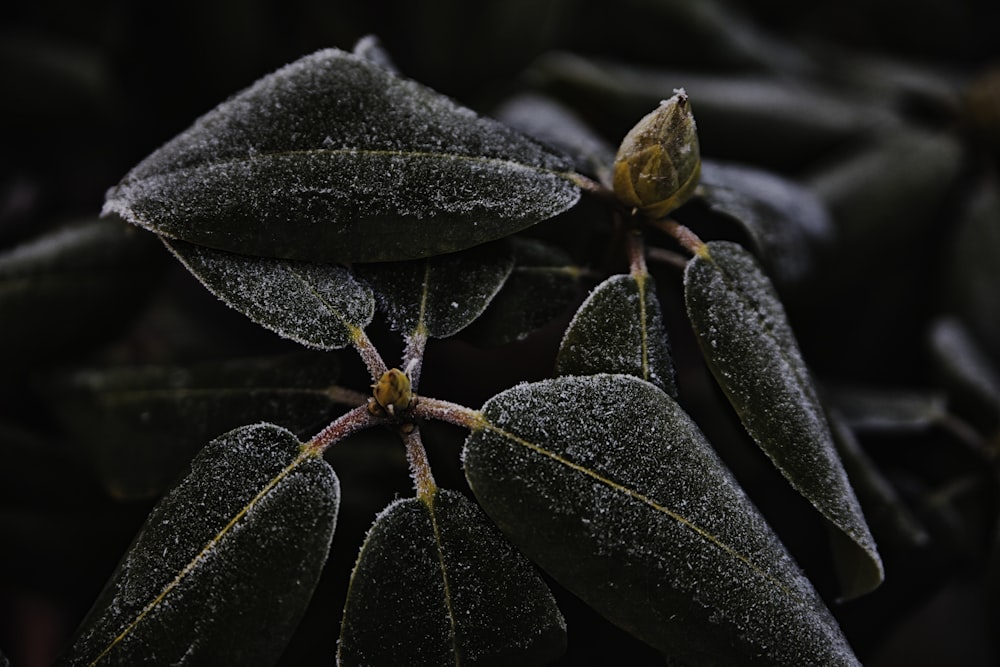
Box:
166;238;373;350
464;374;860;665
103;48;581;263
684;241;882;599
60;423;340;666
45;352;343;500
338;489;565;666
460;237;583;346
698;159;833;286
556;273;677;396
354;241;514;339
494;93;615;185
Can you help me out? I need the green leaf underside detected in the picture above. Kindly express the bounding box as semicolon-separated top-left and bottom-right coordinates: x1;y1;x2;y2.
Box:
355;241;515;339
684;241;882;599
698;160;832;286
165;238;374;350
46;354;343;499
103;48;580;263
61;423;339;666
338;490;565;666
556;273;677;397
464;374;859;666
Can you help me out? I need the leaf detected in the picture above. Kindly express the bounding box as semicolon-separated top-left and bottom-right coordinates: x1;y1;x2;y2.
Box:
354;241;514;339
493;93;615;186
0;218;165;366
556;273;677;396
338;489;565;666
684;241;882;599
60;423;339;666
459;238;583;346
103;48;581;263
697;159;833;286
165;239;374;350
44;353;344;499
929;317;1000;426
827;409;929;549
463;374;860;666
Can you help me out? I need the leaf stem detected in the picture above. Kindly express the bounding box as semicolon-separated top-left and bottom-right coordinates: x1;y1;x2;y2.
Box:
401;428;437;500
324;385;371;407
414;396;486;431
649;217;707;257
625;228;649;278
351;327;388;381
306;404;381;455
404;325;429;391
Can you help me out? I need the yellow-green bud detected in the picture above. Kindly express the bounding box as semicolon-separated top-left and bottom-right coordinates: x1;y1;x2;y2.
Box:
613;90;701;219
370;368;413;417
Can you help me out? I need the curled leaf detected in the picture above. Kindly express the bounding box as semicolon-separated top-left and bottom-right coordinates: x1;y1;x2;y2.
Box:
684;241;882;599
60;423;340;666
464;374;860;666
166;239;374;350
104;49;580;263
339;489;565;666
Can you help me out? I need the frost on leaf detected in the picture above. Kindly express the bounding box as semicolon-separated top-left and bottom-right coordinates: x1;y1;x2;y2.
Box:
354;240;514;339
556;273;677;396
61;423;340;666
464;374;860;666
166;239;374;350
684;241;882;599
103;48;581;263
338;489;565;666
698;160;833;286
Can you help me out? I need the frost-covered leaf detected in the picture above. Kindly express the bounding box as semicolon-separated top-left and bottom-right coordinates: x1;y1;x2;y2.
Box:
103;48;581;263
351;34;398;74
44;353;344;499
494;93;615;186
460;238;583;346
0;218;165;365
166;239;374;350
464;374;860;666
556;273;676;396
698;159;833;286
685;241;882;599
338;489;565;666
60;423;339;666
828;409;929;549
354;241;514;339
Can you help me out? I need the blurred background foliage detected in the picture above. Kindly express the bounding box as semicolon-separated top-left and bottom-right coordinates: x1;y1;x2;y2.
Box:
2;0;999;665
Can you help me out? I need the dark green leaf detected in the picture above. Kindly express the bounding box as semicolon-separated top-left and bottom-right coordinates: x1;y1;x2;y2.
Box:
684;241;882;599
339;489;565;666
464;374;860;666
526;52;892;170
354;241;514;339
0;218;165;366
44;353;344;499
828;409;929;549
166;239;374;349
556;273;676;396
823;385;949;434
494;93;615;186
104;49;580;263
698;159;833;286
60;423;339;666
460;238;583;346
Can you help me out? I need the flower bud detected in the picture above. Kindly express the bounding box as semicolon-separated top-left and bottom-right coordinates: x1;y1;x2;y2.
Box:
371;368;413;416
613;90;701;219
